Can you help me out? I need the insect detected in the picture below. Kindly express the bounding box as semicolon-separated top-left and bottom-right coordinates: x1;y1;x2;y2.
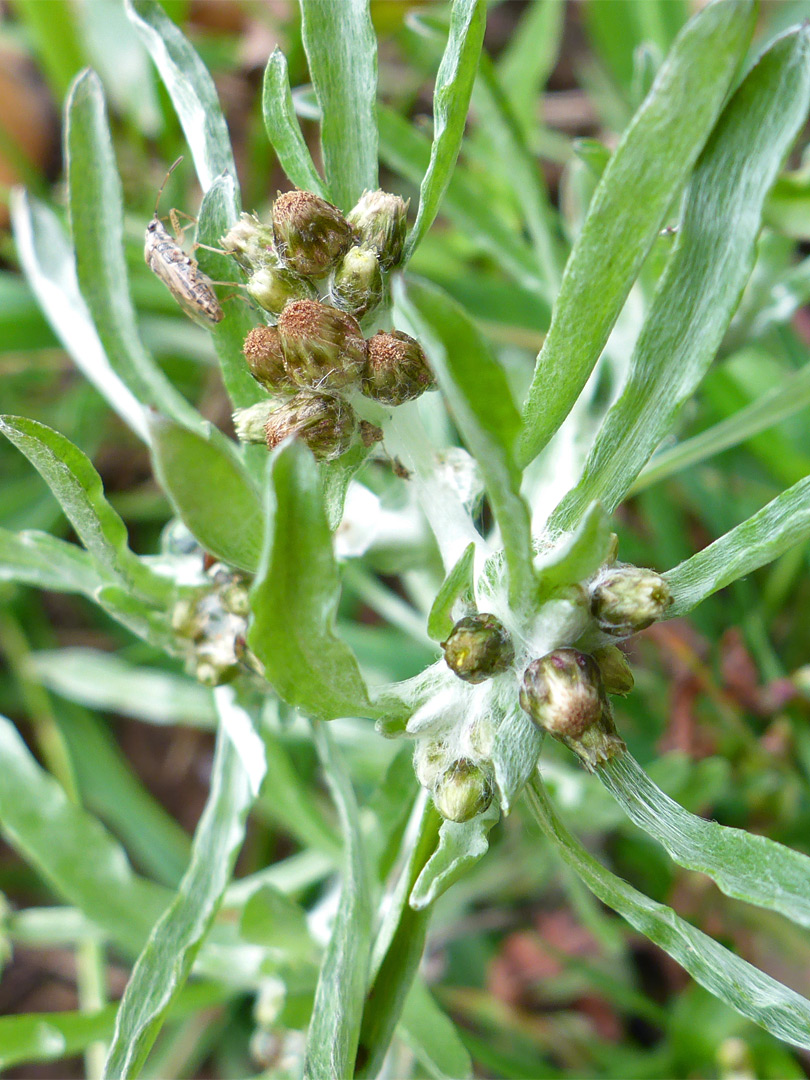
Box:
144;158;224;327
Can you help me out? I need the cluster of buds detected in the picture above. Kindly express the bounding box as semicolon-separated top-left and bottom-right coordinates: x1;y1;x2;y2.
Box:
223;188;433;462
171;562;260;686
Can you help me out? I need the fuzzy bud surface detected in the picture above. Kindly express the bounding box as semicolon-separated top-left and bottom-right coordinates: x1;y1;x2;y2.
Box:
272;190;354;277
277;299;367;390
590;566;673;636
264;391;357;461
442;613;515;684
346;189;408;270
362;330;433;406
432;758;494;823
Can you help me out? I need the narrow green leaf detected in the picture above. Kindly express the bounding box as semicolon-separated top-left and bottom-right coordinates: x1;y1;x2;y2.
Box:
378;107;546;294
397;276;535;610
551;27;810;530
29;649;216;729
518;0;757;466
600;752;810;929
0;416;172;605
496;0;564;138
300;0;378;210
525;772;810;1051
148;414;264;574
0;714;168;955
632;358;810;493
304;723;372;1080
399;979;473;1080
195;174;266;413
125;0;236;192
410;801;499;910
248;441;374;721
0;529;102;596
65;69;211;437
490;698;543;816
240;885;315;959
11;190;149;441
104;705;263;1078
664;476;810;618
262;48;327;197
404;0;486;260
535;502;610;601
427;541;476;642
94;585;179;656
9;0;84;98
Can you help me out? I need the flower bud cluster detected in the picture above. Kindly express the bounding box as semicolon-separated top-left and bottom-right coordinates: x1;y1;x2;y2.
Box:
223;188;433;462
171;561;260;687
414;739;495;824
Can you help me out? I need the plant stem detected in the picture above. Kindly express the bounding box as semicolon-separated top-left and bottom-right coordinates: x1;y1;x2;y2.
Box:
355;798;442;1078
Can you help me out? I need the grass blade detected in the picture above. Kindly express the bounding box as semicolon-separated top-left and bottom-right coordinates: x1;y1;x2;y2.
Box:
300;0;378;210
632;357;810;493
378;107;545;294
526;772;810;1050
0;713;168;955
103;701;263;1078
65;69;210;437
262;47;328;197
126;0;236;192
404;0;486;261
397;276;535;610
601;752;810;929
304;723;372;1080
496;0;564;139
248;441;374;720
551;27;810;530
664;476;810;618
11;190;149;441
0;416;172;605
148;414;264;574
518;0;756;466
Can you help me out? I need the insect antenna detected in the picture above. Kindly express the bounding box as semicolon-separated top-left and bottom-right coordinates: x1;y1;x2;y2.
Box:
153;156;185;218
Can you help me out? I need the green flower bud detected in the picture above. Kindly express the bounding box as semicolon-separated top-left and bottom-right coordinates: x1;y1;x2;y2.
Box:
432;758;494;823
442;613;515;684
171;597;204;639
221;581;251;618
330;245;384;319
519;649;624;770
277;299;367;390
272;190;354;277
233;400;277;445
247;263;317;317
590;565;673;636
593;645;635;696
242;326;291;393
361;330;433;406
346;189;408;270
195;658;238;687
413;739;451;790
221;212;275;272
264;391;357;461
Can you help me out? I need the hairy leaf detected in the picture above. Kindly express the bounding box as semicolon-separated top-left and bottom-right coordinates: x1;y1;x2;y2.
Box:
405;0;486;260
148;414;264;574
126;0;236;191
0;416;172;604
300;0;377;210
262;48;328;197
601;752;810;929
0;529;102;596
665;476;810;617
551;27;810;529
518;0;756;465
427;541;476;642
526;773;810;1050
104;702;262;1078
248;441;373;720
65;70;209;437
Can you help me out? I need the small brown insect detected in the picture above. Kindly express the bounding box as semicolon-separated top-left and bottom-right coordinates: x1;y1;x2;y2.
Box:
144;158;224;327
